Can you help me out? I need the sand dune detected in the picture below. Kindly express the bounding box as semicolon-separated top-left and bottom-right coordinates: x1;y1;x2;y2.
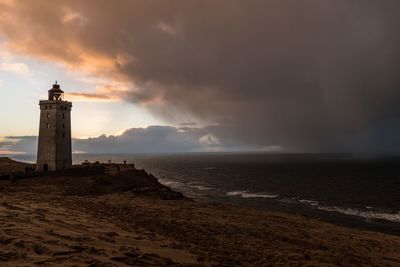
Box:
1;167;400;266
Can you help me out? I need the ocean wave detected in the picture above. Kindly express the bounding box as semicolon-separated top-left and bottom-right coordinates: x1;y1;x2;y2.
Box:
318;206;400;223
279;198;298;204
226;190;248;196
158;179;183;188
226;191;278;199
298;199;319;206
242;193;279;198
187;182;213;191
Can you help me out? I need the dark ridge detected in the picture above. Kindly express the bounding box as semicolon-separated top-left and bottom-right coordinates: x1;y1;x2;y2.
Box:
0;158;185;200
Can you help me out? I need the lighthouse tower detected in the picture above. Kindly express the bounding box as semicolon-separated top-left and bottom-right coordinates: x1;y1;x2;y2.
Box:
36;82;72;171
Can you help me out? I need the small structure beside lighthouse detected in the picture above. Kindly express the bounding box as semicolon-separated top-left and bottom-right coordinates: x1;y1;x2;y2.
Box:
36;82;72;171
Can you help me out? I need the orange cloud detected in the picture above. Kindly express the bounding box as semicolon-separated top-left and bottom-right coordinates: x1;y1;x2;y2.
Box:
65;82;131;102
66;92;115;102
0;1;163;108
62;7;87;25
0;0;127;86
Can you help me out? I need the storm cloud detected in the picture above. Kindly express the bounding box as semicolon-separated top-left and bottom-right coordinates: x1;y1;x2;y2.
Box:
1;1;400;152
0;136;37;155
1;126;276;155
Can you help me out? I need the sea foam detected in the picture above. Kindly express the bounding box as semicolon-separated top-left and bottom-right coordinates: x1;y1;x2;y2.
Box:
226;191;278;198
318;206;400;223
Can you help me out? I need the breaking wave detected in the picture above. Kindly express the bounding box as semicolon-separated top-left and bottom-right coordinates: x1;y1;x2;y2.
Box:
317;206;400;223
298;199;319;206
226;191;279;199
187;182;213;191
158;178;184;189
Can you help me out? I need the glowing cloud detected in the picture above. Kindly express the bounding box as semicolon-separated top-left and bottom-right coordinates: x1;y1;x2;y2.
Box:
0;62;30;76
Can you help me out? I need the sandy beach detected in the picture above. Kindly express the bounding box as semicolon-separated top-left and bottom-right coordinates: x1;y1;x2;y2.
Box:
1;159;400;266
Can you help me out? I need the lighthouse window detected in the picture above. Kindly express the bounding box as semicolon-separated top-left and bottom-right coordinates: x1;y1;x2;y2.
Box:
62;133;65;138
62;113;65;119
63;123;65;129
46;123;49;128
45;106;48;109
47;113;50;118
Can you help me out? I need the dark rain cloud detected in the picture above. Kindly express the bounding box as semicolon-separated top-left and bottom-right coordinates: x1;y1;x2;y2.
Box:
73;126;207;153
0;136;38;155
2;126;270;154
1;1;400;152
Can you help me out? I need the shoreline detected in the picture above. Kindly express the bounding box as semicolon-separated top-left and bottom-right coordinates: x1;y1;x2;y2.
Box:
2;154;400;237
227;198;400;237
2;155;400;237
165;187;400;238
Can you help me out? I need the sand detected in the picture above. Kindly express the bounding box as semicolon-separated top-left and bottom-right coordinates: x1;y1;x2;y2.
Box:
0;157;31;174
0;198;198;266
1;159;400;266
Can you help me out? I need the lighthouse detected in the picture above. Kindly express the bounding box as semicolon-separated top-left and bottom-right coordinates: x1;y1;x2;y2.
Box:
36;82;72;171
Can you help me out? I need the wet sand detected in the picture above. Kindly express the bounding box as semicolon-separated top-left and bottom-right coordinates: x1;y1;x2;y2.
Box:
1;159;400;266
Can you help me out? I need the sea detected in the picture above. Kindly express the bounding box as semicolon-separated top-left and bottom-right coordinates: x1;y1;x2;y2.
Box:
11;153;400;235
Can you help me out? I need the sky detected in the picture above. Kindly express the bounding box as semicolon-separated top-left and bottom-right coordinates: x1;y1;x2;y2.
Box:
1;0;400;155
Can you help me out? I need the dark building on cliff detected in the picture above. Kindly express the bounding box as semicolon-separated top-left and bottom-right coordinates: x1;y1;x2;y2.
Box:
36;82;72;171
